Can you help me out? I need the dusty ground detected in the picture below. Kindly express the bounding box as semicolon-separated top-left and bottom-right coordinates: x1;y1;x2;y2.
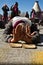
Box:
0;25;43;65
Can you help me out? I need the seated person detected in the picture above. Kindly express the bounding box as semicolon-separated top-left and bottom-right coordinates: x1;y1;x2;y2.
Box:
3;16;40;44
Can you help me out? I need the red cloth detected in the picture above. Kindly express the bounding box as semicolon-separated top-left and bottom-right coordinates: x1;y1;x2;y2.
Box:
13;5;18;14
13;20;25;28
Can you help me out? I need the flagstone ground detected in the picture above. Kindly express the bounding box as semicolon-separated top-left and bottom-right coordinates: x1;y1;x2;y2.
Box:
0;25;43;65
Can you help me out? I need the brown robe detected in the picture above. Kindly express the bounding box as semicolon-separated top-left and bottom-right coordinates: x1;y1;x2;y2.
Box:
11;23;32;43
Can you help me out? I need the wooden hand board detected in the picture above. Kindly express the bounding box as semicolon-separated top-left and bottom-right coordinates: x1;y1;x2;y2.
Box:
9;42;37;49
22;44;37;49
9;43;22;48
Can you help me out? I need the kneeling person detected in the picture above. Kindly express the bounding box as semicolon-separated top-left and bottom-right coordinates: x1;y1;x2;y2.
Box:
3;16;39;44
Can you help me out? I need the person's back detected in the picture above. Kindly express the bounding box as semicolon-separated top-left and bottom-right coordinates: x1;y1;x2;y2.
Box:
12;16;31;27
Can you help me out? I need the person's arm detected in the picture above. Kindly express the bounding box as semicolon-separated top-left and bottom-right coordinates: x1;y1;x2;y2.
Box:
31;31;37;36
2;6;5;11
6;6;9;11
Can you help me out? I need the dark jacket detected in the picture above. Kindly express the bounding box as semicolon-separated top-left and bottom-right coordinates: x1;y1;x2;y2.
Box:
10;5;18;18
2;5;9;17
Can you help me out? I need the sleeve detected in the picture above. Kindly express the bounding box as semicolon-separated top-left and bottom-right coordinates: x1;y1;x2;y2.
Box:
6;6;9;11
3;21;12;34
2;6;5;11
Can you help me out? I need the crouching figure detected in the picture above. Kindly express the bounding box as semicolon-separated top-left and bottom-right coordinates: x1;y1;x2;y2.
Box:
3;16;40;44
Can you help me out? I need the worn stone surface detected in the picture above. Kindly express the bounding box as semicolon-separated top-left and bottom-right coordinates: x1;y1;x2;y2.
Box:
0;26;43;65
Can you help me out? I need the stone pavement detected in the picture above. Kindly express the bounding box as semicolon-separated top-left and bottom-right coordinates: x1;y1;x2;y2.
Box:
0;26;43;65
